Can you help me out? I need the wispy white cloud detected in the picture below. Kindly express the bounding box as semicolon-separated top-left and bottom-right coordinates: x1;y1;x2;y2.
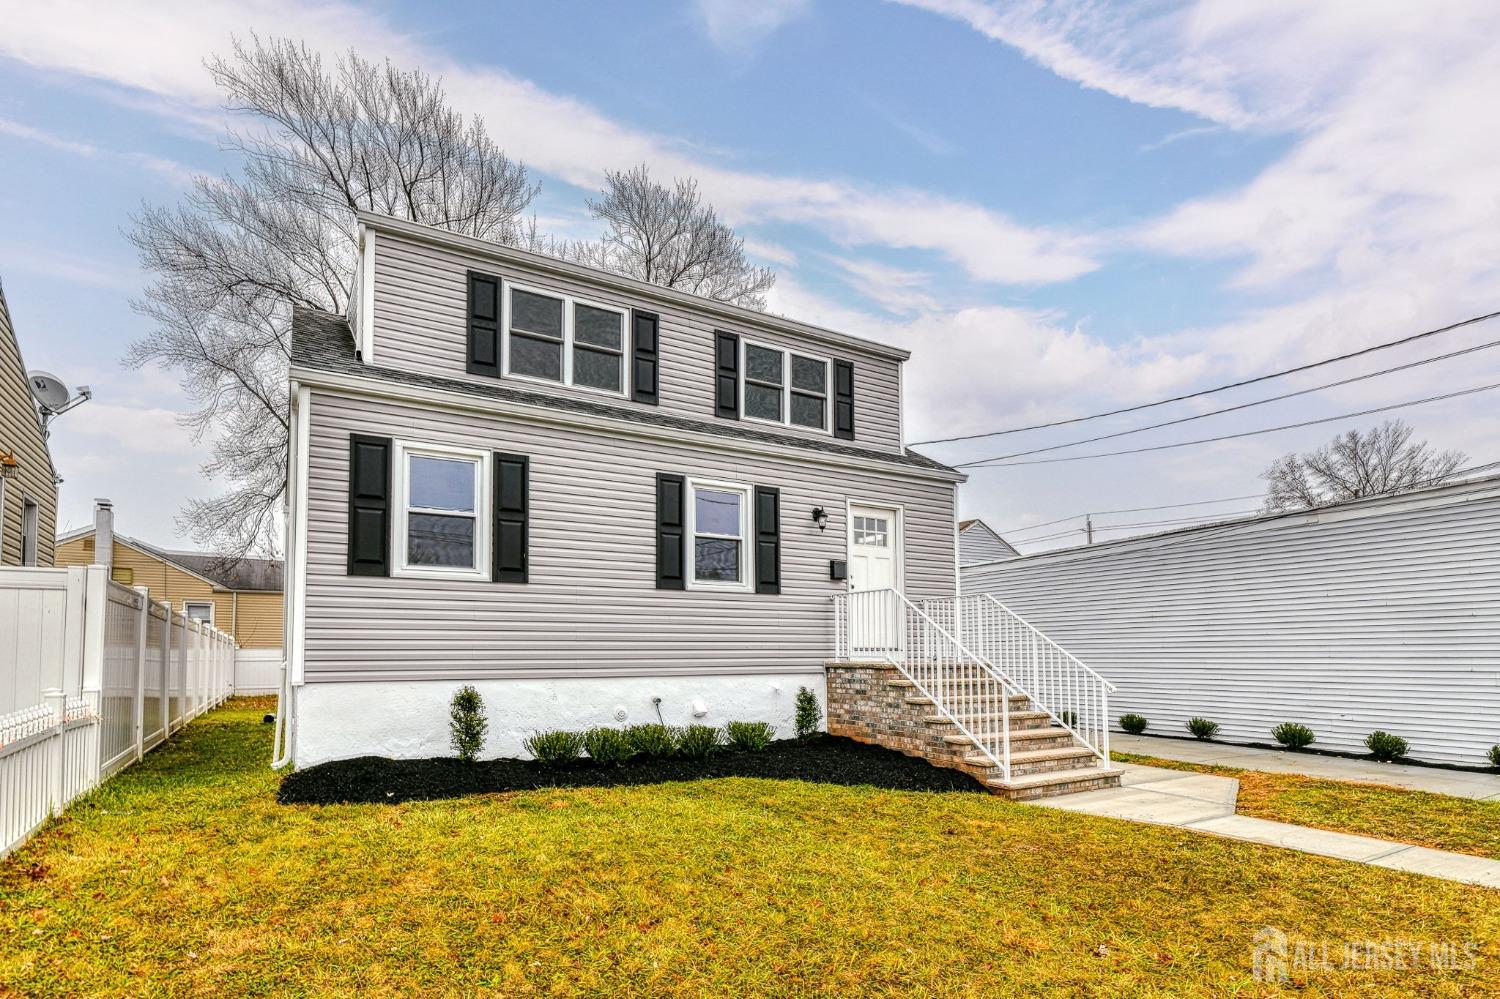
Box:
0;0;1095;286
692;0;812;57
0;240;136;290
827;256;940;315
0;115;196;184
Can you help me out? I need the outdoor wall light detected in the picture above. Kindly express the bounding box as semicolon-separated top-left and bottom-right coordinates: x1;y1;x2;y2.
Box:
812;507;828;531
0;452;19;480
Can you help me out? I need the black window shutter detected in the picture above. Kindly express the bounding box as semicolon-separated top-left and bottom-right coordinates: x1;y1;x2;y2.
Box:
347;434;391;577
631;310;660;405
714;331;740;419
834;360;856;440
656;473;686;590
467;271;501;378
493;452;529;583
754;486;781;595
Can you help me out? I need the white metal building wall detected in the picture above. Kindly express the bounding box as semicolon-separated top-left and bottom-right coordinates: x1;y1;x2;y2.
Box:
961;480;1500;767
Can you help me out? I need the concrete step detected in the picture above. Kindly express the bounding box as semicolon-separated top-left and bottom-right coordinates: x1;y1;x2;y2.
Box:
966;746;1101;768
944;727;1074;748
986;765;1124;801
920;710;1052;727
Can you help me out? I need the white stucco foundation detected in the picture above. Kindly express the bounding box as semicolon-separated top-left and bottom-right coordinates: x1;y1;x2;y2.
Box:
290;672;829;768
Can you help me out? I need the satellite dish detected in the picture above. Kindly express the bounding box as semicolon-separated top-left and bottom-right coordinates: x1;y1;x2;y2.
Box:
27;371;70;411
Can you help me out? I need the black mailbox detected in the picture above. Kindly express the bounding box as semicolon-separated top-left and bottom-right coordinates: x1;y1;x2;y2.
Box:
829;559;848;581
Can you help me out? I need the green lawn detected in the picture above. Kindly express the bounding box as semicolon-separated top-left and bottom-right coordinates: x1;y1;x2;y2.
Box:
1115;752;1500;861
2;700;1495;997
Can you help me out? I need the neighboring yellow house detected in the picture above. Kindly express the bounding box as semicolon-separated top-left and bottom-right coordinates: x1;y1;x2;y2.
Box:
0;278;58;567
55;528;284;650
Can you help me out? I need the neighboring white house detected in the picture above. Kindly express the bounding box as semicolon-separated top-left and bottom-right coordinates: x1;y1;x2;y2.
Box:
961;475;1500;767
278;212;970;768
958;518;1019;565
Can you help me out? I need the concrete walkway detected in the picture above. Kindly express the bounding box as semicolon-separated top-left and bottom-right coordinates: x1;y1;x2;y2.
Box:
1112;734;1500;801
1031;762;1500;889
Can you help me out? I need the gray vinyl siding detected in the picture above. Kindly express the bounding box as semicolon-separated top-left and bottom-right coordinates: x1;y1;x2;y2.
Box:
302;387;955;682
0;285;57;567
959;524;1016;565
369;231;907;454
960;483;1500;767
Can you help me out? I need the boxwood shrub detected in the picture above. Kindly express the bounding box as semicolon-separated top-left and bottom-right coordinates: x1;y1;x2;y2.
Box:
677;724;722;760
1271;722;1316;750
624;723;678;759
1118;713;1148;735
583;727;637;766
1186;717;1219;741
1365;730;1408;763
524;729;585;765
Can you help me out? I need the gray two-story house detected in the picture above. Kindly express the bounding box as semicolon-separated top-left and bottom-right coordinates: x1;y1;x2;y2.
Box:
279;211;970;768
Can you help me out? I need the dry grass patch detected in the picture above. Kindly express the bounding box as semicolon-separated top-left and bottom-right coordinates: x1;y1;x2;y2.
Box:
1116;752;1500;860
0;701;1495;997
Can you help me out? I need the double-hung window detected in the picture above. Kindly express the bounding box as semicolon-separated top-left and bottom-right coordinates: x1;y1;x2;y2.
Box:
742;340;829;431
393;442;489;579
686;479;752;591
505;284;626;396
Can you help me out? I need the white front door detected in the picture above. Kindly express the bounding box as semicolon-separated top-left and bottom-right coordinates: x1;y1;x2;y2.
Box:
848;505;899;593
847;505;902;654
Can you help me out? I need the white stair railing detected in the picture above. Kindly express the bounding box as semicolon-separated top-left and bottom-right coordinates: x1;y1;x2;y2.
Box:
833;588;1017;780
922;593;1115;763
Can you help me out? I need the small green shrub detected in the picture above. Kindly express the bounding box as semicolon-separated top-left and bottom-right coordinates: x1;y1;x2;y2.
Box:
1489;745;1500;768
1186;717;1220;741
583;727;637;766
524;729;584;765
795;686;822;739
1058;710;1078;728
1272;722;1316;750
1119;713;1148;735
625;723;678;759
677;724;722;760
726;720;775;752
1365;730;1408;763
448;685;488;763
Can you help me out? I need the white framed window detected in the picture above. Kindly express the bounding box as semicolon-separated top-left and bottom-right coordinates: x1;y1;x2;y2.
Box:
184;601;214;624
852;514;889;548
741;339;829;432
686;478;752;592
392;441;490;580
503;283;626;397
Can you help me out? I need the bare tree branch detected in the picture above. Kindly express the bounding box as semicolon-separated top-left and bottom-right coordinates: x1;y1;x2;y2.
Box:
560;165;776;310
126;35;538;560
1260;419;1467;512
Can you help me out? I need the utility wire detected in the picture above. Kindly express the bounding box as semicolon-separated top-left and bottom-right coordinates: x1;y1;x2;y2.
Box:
965;335;1500;465
913;308;1500;446
1015;508;1262;545
960;380;1500;469
1002;492;1263;535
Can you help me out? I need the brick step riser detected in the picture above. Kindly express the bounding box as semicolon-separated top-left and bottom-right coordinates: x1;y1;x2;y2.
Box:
922;716;1057;732
997;774;1121;801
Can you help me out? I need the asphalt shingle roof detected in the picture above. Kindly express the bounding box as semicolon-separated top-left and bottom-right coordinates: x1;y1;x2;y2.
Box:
290;308;956;474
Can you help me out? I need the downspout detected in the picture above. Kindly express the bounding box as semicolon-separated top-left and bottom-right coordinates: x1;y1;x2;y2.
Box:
272;382;309;769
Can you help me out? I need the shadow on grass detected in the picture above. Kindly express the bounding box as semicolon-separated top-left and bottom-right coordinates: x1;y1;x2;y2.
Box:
279;735;988;805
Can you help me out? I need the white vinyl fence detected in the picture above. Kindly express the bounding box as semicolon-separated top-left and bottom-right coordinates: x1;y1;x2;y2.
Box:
1;565;235;858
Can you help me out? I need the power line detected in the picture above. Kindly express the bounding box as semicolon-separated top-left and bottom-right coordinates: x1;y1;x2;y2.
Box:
913;308;1500;446
966;335;1500;465
1001;492;1264;535
1014;508;1261;546
960;379;1500;469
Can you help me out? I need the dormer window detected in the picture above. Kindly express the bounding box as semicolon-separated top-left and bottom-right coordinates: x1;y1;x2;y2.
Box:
742;339;828;432
504;284;626;397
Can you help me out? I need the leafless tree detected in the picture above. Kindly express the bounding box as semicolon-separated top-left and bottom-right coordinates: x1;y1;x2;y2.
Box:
125;36;538;559
1260;419;1466;512
563;165;775;309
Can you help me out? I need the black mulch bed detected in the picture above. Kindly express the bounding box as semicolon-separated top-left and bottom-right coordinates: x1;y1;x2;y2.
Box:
278;735;987;805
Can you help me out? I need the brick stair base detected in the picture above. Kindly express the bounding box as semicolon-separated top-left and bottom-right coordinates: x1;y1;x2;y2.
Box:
826;661;1121;800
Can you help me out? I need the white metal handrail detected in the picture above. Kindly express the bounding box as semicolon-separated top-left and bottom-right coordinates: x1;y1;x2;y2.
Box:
833;588;1019;780
922;593;1114;763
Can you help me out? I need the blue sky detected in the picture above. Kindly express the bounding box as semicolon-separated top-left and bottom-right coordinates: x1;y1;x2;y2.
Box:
1;0;1498;551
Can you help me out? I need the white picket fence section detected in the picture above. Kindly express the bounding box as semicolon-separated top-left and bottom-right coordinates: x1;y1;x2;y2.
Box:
0;565;235;858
